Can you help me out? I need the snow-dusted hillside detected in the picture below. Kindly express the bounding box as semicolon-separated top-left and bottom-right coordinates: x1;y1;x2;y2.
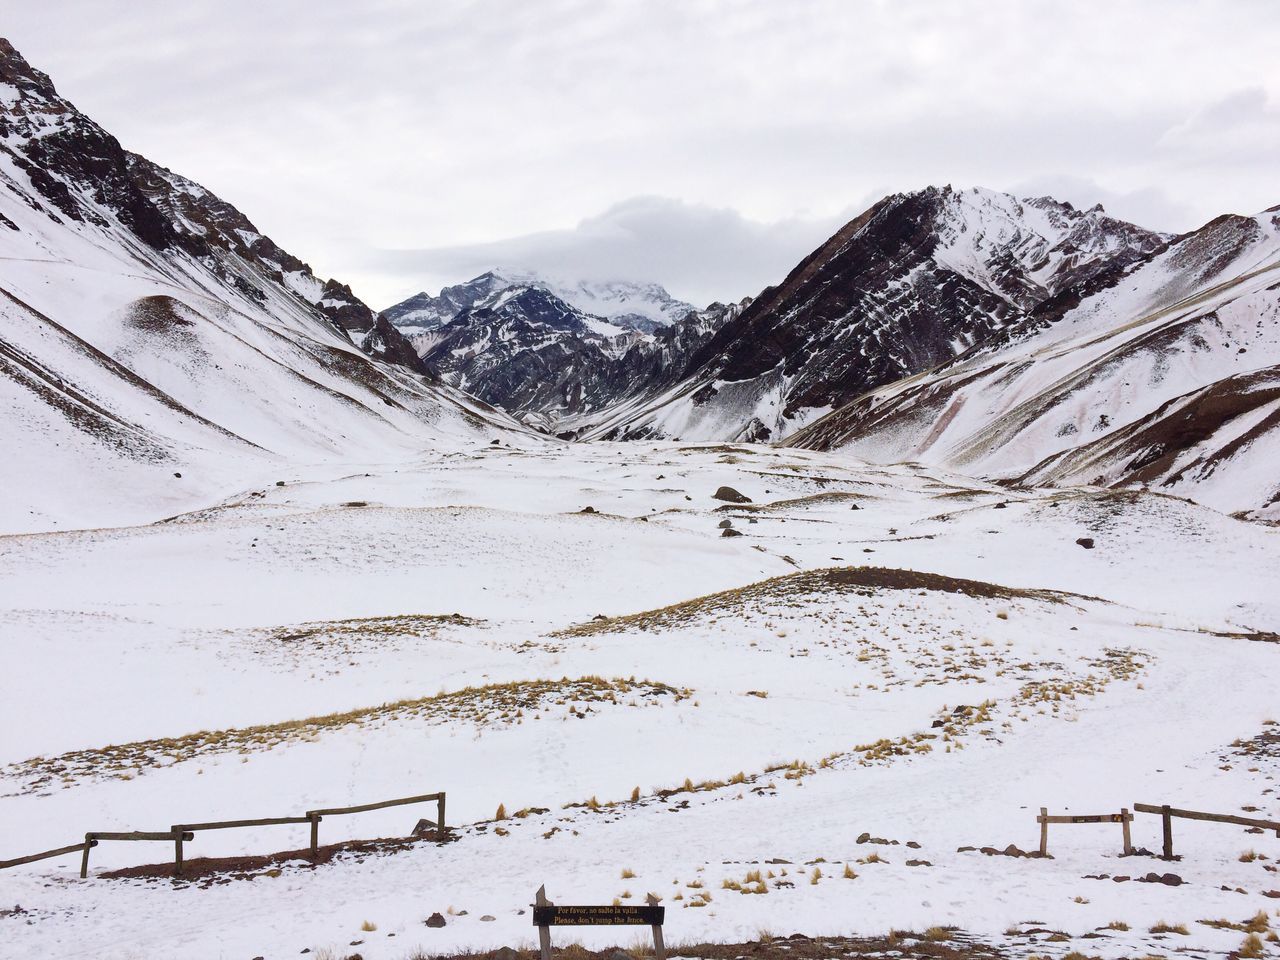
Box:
585;187;1167;443
788;206;1280;520
0;39;527;533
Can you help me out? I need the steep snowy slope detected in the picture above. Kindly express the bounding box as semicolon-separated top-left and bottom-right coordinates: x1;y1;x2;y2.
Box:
0;39;527;533
587;187;1167;442
788;207;1280;519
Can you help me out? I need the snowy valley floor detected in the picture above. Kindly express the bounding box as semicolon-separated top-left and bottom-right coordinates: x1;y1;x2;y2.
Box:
1;442;1279;960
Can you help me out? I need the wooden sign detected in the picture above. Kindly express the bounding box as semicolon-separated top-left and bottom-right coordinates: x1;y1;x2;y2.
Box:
1067;814;1125;824
533;886;665;960
1036;807;1133;856
534;904;664;926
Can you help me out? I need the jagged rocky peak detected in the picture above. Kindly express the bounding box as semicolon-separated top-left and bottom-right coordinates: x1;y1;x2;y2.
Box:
382;269;696;334
925;185;1169;309
0;36;428;376
0;38;177;249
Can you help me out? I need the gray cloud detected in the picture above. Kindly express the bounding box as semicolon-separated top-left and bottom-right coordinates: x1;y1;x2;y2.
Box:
6;0;1279;307
359;196;852;308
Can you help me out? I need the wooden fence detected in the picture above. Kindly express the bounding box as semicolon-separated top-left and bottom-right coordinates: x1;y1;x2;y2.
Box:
1036;807;1133;856
1134;802;1280;860
0;790;445;879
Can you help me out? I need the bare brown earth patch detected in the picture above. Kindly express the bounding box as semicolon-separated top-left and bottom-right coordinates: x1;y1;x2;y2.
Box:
557;566;1085;638
405;932;1005;960
716;491;865;512
100;830;456;885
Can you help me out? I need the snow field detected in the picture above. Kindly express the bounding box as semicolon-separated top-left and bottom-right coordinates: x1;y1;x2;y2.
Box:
1;444;1278;960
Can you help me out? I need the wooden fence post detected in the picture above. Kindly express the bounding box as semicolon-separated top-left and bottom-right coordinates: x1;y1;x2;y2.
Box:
309;814;321;858
1038;807;1048;856
647;893;666;960
1161;804;1174;859
79;836;95;879
173;828;184;877
1120;808;1133;855
536;884;553;960
437;793;446;831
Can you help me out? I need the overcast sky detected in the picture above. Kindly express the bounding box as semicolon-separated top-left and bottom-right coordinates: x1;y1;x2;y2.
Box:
7;1;1279;308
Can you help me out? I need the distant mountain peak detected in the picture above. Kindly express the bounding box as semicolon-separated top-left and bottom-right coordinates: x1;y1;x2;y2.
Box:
382;270;695;335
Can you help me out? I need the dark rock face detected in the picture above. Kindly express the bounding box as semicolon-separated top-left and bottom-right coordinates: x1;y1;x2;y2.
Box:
0;39;176;250
408;281;745;429
0;38;426;377
652;186;1168;435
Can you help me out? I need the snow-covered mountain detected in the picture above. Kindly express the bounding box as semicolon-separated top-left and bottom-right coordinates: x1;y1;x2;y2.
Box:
585;186;1169;442
383;270;696;335
403;277;744;432
0;38;527;533
787;205;1280;520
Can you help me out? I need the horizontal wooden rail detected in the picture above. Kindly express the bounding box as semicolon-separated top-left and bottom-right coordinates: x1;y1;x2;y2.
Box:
306;791;444;818
1135;802;1280;859
0;841;91;870
174;816;311;832
1134;803;1280;832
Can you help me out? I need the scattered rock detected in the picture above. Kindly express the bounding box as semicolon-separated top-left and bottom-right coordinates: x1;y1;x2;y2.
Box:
850;503;860;510
480;915;496;922
173;472;182;478
721;528;744;538
591;614;608;621
906;841;921;849
491;439;501;445
712;486;752;503
425;912;447;927
1076;537;1095;549
275;480;285;486
579;506;597;514
1138;872;1184;886
905;859;932;867
994;502;1007;509
969;843;1051;859
718;518;734;529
